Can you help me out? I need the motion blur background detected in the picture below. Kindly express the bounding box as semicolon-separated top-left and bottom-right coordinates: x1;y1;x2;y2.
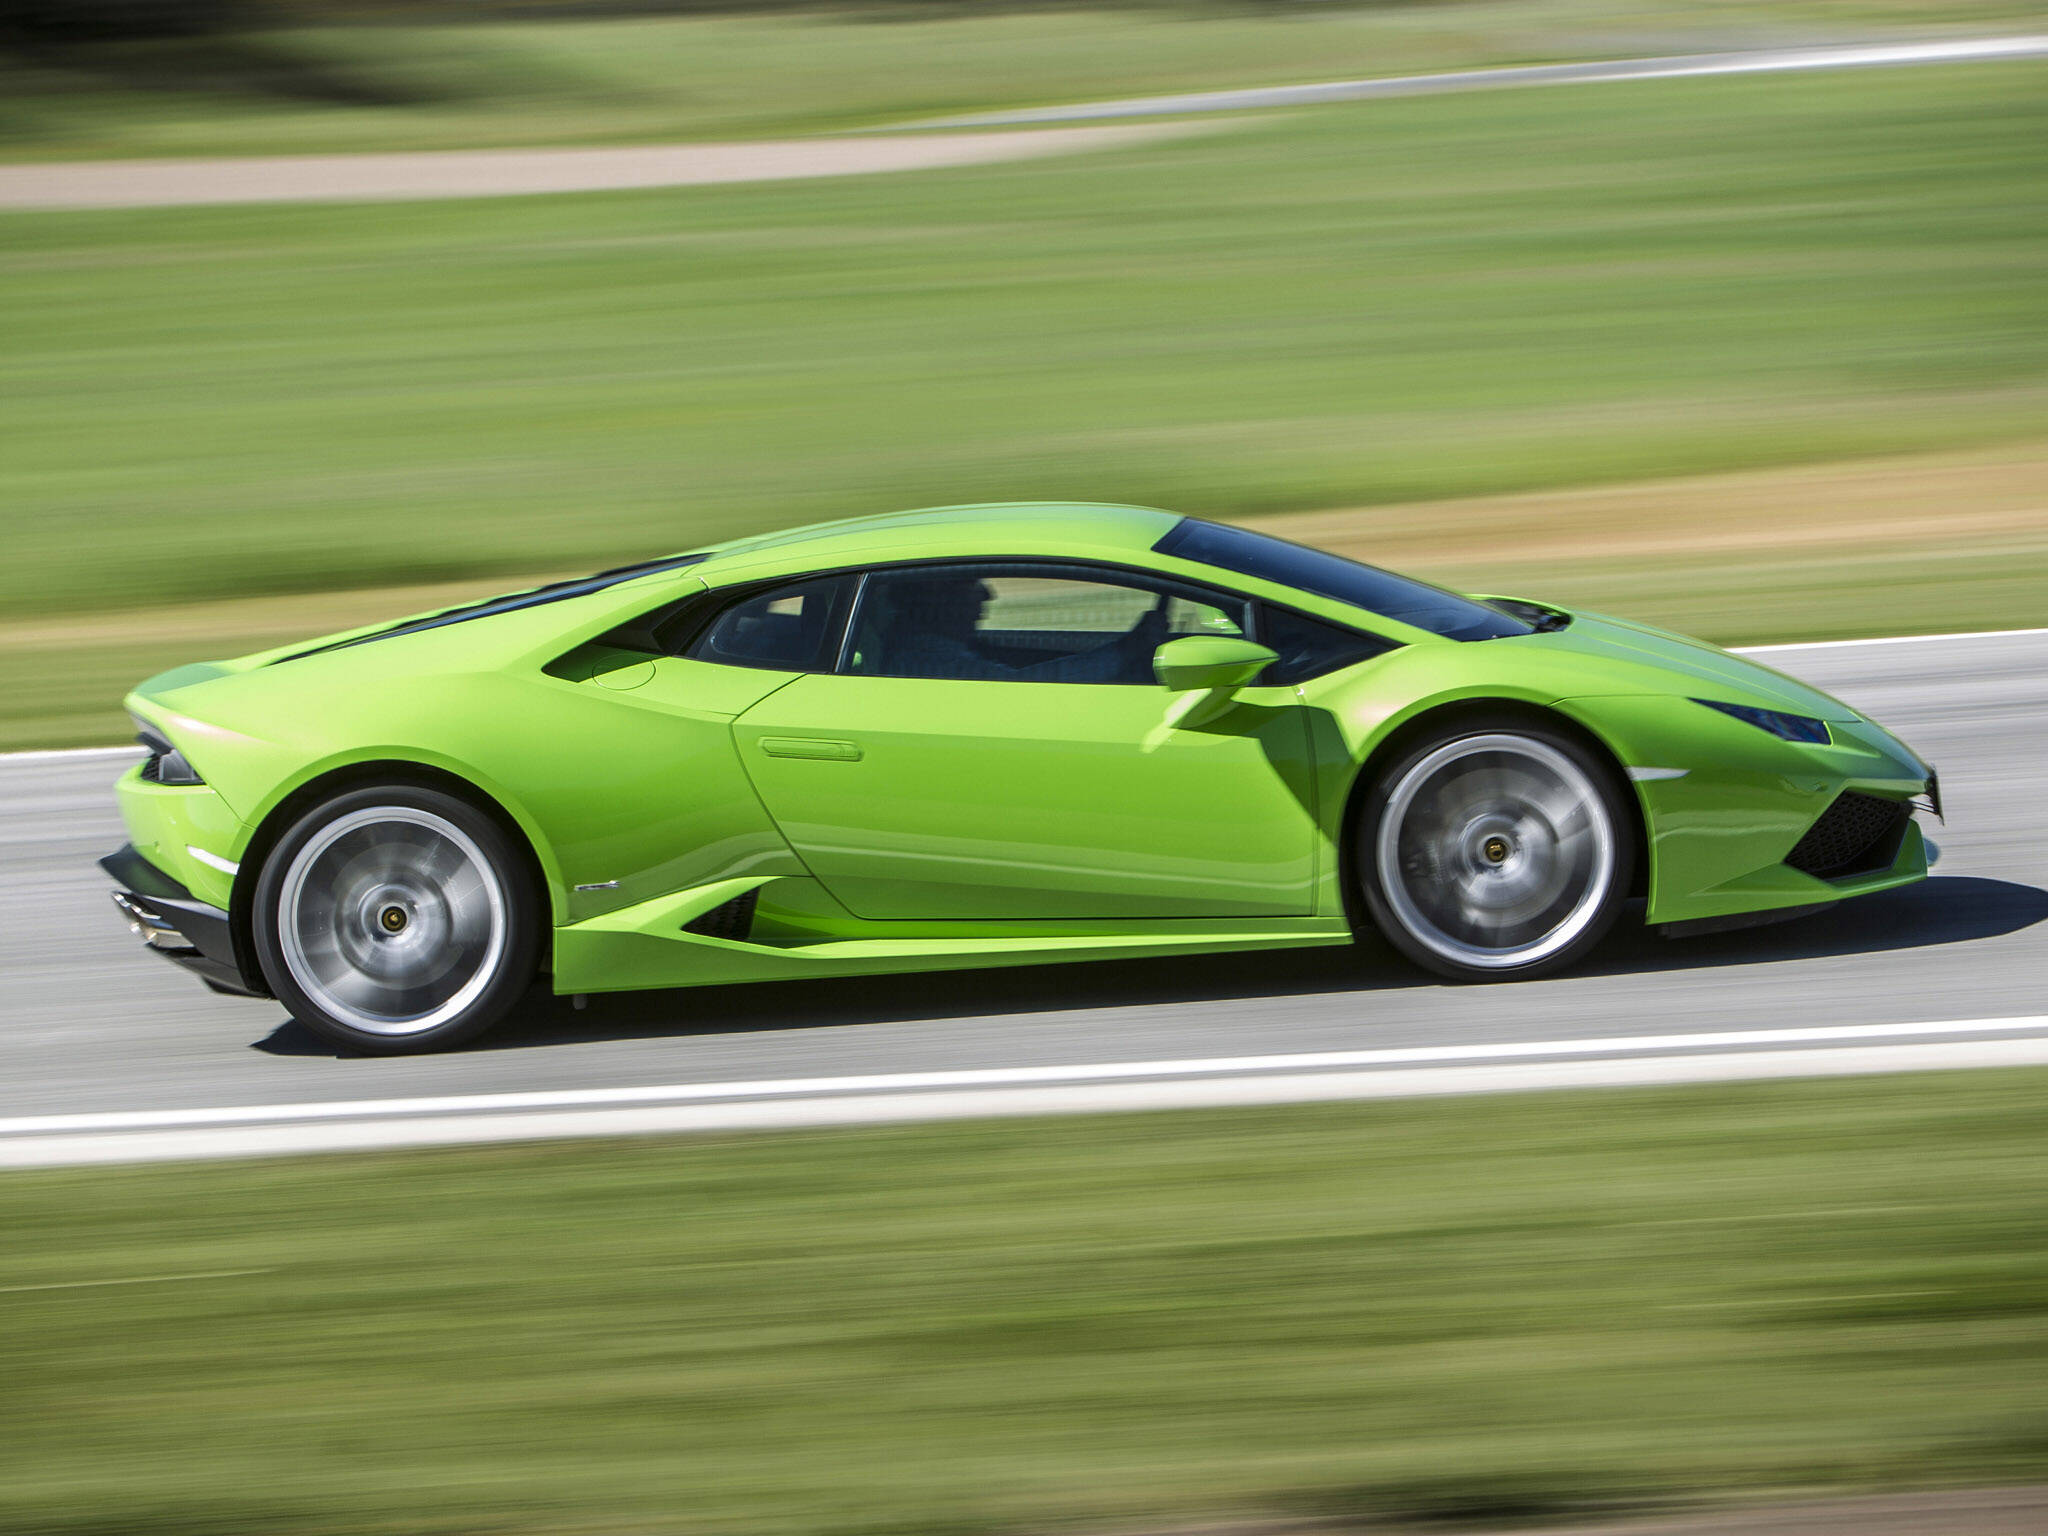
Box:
3;0;2044;750
2;4;2045;1534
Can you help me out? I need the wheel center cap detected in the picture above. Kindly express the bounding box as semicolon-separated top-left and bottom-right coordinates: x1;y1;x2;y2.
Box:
380;905;409;934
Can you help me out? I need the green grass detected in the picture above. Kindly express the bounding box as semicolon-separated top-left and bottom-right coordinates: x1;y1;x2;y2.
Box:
2;63;2042;612
2;60;2045;745
2;1071;2046;1535
3;0;2041;160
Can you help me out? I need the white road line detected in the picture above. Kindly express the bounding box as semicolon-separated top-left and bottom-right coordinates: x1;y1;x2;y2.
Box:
3;1016;2042;1140
0;1269;272;1293
912;35;2048;128
7;1037;2048;1167
3;627;2041;766
0;744;141;763
1737;627;2048;654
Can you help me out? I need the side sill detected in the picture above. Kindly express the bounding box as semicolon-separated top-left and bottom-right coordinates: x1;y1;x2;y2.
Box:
554;876;1352;994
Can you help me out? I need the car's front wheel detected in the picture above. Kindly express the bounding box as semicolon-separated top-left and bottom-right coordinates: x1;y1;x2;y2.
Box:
253;784;539;1053
1359;720;1632;981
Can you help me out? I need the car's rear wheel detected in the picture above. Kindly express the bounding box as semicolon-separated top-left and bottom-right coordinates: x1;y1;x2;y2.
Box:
1359;720;1632;981
253;785;539;1053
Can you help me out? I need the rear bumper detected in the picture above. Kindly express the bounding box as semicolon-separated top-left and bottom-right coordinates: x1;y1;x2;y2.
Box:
100;843;268;998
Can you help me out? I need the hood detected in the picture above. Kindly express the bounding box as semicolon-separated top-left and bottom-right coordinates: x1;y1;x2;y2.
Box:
1525;608;1861;721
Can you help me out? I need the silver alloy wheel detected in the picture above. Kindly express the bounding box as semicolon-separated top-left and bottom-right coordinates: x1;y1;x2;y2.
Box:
275;806;507;1036
1375;733;1616;970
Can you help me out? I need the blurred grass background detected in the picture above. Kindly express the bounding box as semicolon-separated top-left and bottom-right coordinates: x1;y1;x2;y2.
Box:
4;50;2045;745
3;1071;2046;1535
1;1;2043;749
4;0;2043;160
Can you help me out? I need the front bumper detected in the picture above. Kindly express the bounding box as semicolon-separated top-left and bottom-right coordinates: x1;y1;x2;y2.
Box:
1557;696;1936;927
101;843;267;998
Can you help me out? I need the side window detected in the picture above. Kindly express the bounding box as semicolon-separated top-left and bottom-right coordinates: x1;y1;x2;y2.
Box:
1258;605;1395;685
684;576;852;673
846;565;1248;685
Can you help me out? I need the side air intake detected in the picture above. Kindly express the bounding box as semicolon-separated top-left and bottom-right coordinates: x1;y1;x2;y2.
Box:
1784;792;1909;881
682;887;760;941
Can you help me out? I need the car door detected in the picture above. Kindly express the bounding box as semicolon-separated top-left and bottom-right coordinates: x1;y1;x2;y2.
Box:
731;561;1321;921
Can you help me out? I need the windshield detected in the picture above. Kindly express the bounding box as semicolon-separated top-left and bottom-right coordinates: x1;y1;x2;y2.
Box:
1153;519;1532;641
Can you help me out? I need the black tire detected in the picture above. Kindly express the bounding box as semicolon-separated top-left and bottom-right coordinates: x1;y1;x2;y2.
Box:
1357;715;1634;982
252;784;540;1054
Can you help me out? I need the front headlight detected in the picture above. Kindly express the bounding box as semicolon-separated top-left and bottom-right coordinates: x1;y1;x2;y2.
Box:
1692;698;1832;745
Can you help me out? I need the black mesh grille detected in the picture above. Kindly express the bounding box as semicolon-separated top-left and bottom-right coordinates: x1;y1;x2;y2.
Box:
683;887;759;941
1785;792;1909;880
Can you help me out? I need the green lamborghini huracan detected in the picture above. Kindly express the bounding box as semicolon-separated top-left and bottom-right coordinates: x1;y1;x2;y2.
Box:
104;503;1937;1053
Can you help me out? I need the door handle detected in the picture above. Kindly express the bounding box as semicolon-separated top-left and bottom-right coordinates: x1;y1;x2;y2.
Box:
758;736;863;762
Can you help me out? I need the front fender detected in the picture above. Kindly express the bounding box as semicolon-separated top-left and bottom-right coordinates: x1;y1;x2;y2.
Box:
1296;651;1618;918
1555;694;1930;924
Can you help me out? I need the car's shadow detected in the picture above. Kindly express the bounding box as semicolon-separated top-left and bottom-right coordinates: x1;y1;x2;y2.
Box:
252;874;2048;1058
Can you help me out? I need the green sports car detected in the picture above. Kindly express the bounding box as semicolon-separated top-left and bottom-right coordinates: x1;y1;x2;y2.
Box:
104;503;1938;1053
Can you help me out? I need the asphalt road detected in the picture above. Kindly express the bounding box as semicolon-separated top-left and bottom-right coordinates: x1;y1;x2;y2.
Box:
2;631;2044;1162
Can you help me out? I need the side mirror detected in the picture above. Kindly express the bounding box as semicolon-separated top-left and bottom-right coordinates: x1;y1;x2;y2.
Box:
1153;635;1277;694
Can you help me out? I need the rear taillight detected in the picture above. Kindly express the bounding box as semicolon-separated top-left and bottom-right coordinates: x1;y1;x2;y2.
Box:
133;721;204;786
